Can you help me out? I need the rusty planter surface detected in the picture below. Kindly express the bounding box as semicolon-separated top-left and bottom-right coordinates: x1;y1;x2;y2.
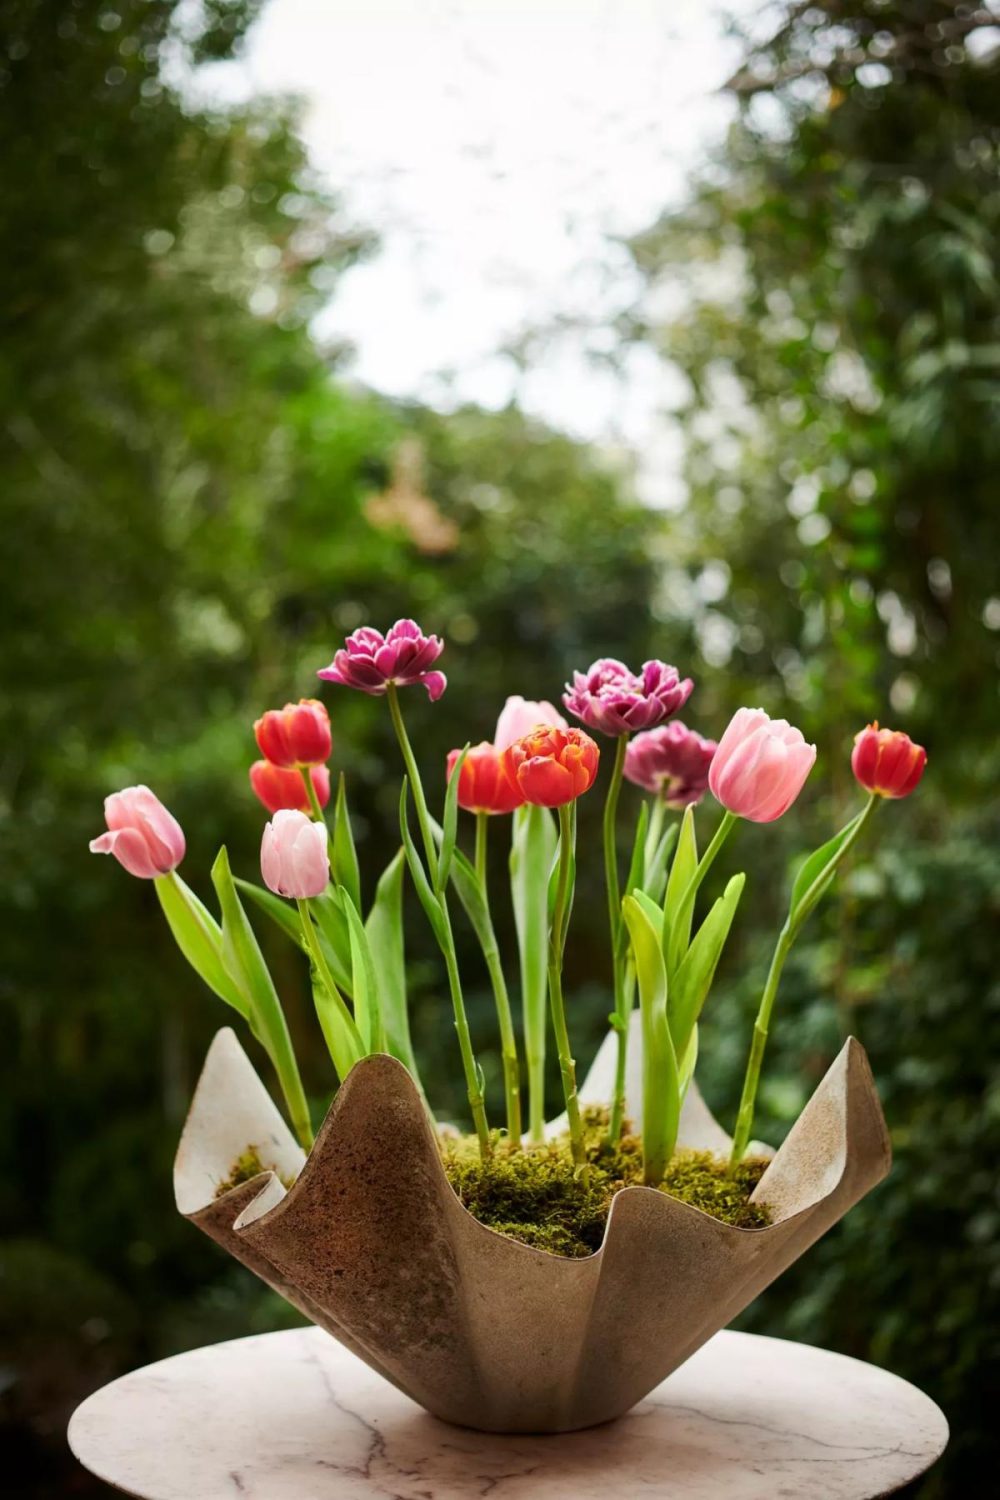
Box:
174;1021;891;1434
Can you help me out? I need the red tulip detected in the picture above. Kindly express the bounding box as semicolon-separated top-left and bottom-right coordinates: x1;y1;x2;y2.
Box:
249;761;331;815
851;723;927;799
447;742;525;815
254;699;331;768
500;725;600;808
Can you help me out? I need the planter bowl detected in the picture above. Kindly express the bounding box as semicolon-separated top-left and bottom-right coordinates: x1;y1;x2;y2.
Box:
174;1020;890;1434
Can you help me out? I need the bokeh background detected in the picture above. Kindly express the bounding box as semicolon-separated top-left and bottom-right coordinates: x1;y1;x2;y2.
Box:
2;2;998;1495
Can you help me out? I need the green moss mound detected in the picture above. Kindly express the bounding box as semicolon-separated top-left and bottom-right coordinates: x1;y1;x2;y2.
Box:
216;1146;296;1198
442;1107;770;1257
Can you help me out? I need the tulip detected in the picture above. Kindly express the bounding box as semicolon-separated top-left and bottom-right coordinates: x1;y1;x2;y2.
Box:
851;722;927;799
447;741;524;816
317;618;446;701
90;786;186;879
563;657;693;737
260;809;329;900
709;707;816;823
625;722;717;808
249;761;330;816
493;695;567;752
254;699;331;768
501;725;600;808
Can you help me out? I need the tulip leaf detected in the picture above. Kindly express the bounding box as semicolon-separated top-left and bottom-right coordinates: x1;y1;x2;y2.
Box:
678;1022;699;1097
399;779;448;949
511;803;558;1140
338;888;382;1053
155;872;248;1020
307;970;363;1083
438;743;469;893
449;845;494;951
622;893;679;1186
365;847;423;1085
299;886;355;995
664;805;698;978
332;772;362;913
788;810;865;933
235;875;352;996
669;872;746;1062
641;821;678;907
210;847;312;1149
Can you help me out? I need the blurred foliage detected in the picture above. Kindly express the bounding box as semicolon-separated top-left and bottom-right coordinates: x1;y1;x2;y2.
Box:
0;2;997;1497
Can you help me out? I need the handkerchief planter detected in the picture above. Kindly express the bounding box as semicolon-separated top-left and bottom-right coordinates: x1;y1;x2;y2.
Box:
175;1020;891;1435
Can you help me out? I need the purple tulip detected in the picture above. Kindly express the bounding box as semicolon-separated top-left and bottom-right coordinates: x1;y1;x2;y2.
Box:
624;722;717;808
563;657;693;737
317;618;447;701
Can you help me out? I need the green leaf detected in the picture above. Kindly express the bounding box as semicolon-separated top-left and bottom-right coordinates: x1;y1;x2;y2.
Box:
438;743;469;892
399;779;448;948
210;847;311;1149
642;821;678;907
669;872;746;1062
788;810;865;931
365;848;423;1084
236;875;352;996
155;872;248;1019
511;803;557;1140
624;802;649;898
678;1022;698;1098
664;804;698;976
305;886;355;995
332;772;362;913
339;889;382;1053
622;893;679;1185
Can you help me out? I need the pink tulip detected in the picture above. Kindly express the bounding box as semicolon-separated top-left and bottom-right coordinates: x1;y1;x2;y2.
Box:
260;809;329;900
89;786;186;879
624;722;717;808
317;618;446;701
709;708;816;823
493;695;567;752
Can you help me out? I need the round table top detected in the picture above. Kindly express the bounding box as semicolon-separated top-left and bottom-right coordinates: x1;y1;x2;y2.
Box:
68;1326;947;1500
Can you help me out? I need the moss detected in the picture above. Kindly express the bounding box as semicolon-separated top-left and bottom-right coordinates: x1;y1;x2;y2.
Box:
215;1146;297;1199
442;1106;770;1257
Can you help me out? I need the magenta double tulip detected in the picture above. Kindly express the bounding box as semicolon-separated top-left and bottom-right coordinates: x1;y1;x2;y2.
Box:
709;708;816;823
260;809;329;899
89;786;186;879
625;722;717;808
563;658;693;737
318;619;446;701
493;695;567;752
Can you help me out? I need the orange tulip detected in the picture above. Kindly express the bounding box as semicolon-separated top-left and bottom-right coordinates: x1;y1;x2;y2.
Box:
500;725;600;808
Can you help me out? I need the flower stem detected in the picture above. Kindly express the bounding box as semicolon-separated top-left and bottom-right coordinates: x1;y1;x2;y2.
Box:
668;809;738;979
475;810;488;887
297;899;365;1078
299;767;326;823
604;734;630;1143
645;797;666;867
729;794;879;1167
388;682;490;1156
549;802;588;1179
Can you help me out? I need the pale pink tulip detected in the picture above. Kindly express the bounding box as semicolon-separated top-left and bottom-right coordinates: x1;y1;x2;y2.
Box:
709;708;816;823
89;786;186;879
260;809;329;899
493;695;567;752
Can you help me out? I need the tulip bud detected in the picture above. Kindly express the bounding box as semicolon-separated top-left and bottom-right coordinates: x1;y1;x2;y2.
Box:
260;809;329;899
89;786;186;879
500;726;600;808
254;699;332;768
249;761;331;816
851;723;927;799
709;707;816;823
446;742;525;815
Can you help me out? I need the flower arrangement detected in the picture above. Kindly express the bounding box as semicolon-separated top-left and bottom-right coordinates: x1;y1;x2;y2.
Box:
92;618;925;1199
90;619;925;1431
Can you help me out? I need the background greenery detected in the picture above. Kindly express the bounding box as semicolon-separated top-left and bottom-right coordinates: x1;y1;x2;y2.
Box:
1;2;996;1495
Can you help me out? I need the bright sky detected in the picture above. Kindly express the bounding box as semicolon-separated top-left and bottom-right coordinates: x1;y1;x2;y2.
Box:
199;0;759;499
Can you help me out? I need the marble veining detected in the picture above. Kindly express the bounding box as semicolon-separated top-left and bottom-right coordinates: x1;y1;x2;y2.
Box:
68;1326;947;1499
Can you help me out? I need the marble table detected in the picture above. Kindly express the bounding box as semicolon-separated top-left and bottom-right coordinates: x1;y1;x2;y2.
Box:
68;1326;947;1499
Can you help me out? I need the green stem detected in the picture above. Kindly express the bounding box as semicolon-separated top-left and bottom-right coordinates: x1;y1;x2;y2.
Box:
299;766;326;823
604;734;631;1144
549;803;588;1178
386;682;438;882
389;684;490;1156
669;809;738;978
297;899;365;1077
729;795;879;1167
475;810;488;888
645;797;666;867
